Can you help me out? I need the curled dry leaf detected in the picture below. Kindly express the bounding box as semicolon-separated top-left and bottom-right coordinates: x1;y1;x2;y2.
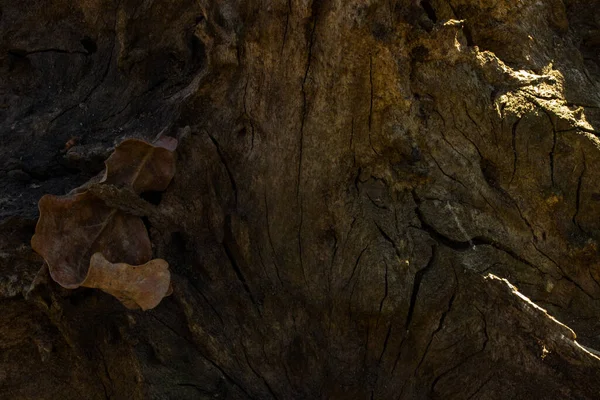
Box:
101;138;178;193
83;253;171;310
31;192;152;289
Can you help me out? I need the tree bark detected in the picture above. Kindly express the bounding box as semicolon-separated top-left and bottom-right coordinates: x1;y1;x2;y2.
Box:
2;0;600;398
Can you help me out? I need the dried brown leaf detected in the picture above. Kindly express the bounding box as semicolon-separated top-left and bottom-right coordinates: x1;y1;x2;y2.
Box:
83;253;171;310
31;192;152;288
101;138;177;193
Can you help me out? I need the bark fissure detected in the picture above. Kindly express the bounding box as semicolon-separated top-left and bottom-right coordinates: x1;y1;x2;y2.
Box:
379;260;389;314
429;152;469;190
96;346;113;399
466;375;493;400
510;117;521;184
50;2;119;125
9;48;90;57
208;133;238;205
281;0;292;55
296;0;320;201
222;241;262;316
375;223;403;259
243;79;256;152
378;324;393;365
405;245;436;330
344;244;369;290
573;152;586;233
183;281;226;327
264;190;284;286
414;290;457;376
298;196;307;284
242;343;280;400
429;306;489;395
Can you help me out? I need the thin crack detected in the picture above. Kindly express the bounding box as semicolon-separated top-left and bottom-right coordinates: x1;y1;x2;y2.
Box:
510;117;521;185
222;241;261;315
243;79;256;152
406;245;436;330
241;343;280;400
379;260;389;314
9;48;89;57
344;244;369;290
281;0;292;56
208;133;238;205
414;291;456;376
51;2;119;124
297;0;319;201
429;306;489;396
573;151;586;233
264;190;284;286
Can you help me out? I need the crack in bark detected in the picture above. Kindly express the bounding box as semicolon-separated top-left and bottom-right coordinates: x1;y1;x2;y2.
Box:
451;117;484;161
183;280;226;327
523;94;600;136
374;223;403;259
332;217;357;292
378;324;393;366
222;236;262;316
367;192;389;210
150;313;203;348
429;305;489;396
433;109;471;163
511;197;537;241
296;0;320;201
573;150;586;233
536;106;560;188
429;152;469;190
349;117;355;162
369;55;374;132
51;2;119;125
379;260;389;315
405;245;436;330
298;196;307;284
243;79;256;152
256;248;272;287
173;310;262;400
241;342;280;400
368;55;381;156
98;77;167;125
414;290;457;377
9;48;89;57
412;192;556;281
344;244;369;290
281;0;292;56
529;241;599;299
464;105;485;142
543;252;599;300
510;117;521;185
176;383;214;395
264;190;284;286
96;345;114;399
208;133;238;205
329;229;339;294
550;122;557;187
204;356;258;400
466;375;493;400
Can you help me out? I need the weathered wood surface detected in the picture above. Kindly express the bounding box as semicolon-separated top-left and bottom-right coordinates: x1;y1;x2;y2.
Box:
2;0;600;398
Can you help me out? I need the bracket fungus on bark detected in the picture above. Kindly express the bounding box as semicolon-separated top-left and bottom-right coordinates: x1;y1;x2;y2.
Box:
83;253;171;311
30;138;178;309
101;137;178;193
31;191;152;288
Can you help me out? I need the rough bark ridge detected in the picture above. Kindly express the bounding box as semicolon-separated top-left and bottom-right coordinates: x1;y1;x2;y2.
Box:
2;0;600;398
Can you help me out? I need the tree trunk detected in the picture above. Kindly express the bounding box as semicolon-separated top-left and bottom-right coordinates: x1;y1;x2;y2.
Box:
2;0;600;398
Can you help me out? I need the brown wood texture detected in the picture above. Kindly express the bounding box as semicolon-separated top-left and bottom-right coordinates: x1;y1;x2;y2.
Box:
2;0;600;398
